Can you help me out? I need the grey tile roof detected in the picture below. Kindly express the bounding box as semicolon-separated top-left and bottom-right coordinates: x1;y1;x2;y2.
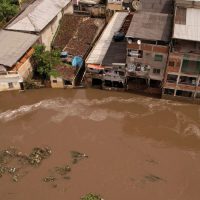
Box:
0;30;38;67
126;12;173;42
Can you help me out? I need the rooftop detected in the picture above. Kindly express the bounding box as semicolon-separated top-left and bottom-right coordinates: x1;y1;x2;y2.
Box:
0;30;38;67
102;14;133;66
102;41;127;66
52;15;105;57
140;0;173;14
175;0;200;8
126;11;172;42
6;0;70;33
86;11;128;65
173;6;200;41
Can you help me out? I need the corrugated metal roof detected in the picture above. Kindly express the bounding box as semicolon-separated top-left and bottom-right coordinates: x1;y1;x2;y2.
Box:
126;12;172;42
86;12;128;65
0;30;38;67
6;0;70;33
173;8;200;41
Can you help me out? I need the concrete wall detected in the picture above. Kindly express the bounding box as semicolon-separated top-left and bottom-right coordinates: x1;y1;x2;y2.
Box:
0;72;22;92
163;51;200;100
40;11;63;50
17;57;33;79
50;76;64;88
126;43;169;80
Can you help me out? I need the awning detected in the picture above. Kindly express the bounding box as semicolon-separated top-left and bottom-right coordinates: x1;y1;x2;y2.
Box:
87;64;104;70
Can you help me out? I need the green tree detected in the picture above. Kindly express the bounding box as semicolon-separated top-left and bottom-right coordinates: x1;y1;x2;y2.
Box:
32;44;61;80
0;0;19;23
81;193;102;200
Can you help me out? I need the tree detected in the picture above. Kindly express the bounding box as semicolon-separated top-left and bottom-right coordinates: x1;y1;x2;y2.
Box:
81;193;102;200
32;44;61;80
0;0;19;23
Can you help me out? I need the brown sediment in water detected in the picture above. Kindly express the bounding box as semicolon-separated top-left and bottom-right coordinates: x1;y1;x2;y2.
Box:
0;88;200;200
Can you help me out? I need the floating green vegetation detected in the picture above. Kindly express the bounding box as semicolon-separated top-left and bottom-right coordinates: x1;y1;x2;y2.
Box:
81;193;102;200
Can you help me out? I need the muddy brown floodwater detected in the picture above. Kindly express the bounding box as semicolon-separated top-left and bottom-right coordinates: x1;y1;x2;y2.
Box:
0;88;200;200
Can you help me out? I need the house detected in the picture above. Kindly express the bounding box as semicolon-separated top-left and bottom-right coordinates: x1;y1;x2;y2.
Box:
0;30;38;92
107;0;123;11
125;11;172;95
73;0;105;17
162;0;200;103
85;11;128;88
6;0;71;50
50;14;105;88
101;14;133;90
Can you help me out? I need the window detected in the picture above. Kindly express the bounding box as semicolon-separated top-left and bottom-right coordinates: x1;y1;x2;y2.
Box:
150;80;161;88
8;82;13;88
128;49;143;58
169;61;175;67
176;90;193;98
166;74;178;83
52;80;57;83
179;76;197;86
164;88;175;95
153;68;161;74
154;54;163;62
181;59;200;74
196;93;200;99
175;7;186;25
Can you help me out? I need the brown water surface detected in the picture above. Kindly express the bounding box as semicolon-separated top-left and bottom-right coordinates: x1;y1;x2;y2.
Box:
0;89;200;200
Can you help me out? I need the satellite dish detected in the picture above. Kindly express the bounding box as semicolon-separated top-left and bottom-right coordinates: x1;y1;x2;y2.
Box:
127;38;133;44
132;0;142;11
137;40;141;45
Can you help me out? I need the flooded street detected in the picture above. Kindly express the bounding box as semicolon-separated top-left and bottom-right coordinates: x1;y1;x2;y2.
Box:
0;89;200;200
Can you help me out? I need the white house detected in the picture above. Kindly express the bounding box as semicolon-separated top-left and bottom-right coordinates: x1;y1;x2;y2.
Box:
6;0;71;50
0;30;38;92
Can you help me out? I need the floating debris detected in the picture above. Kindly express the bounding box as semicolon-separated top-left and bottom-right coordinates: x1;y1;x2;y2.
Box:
63;176;70;180
71;151;88;164
81;193;103;200
0;146;52;182
43;176;56;182
55;165;71;176
145;159;158;164
28;147;52;166
12;175;19;182
0;147;17;164
52;183;58;188
144;174;163;182
8;167;17;174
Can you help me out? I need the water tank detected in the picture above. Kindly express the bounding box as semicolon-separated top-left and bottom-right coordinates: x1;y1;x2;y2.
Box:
132;0;142;11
